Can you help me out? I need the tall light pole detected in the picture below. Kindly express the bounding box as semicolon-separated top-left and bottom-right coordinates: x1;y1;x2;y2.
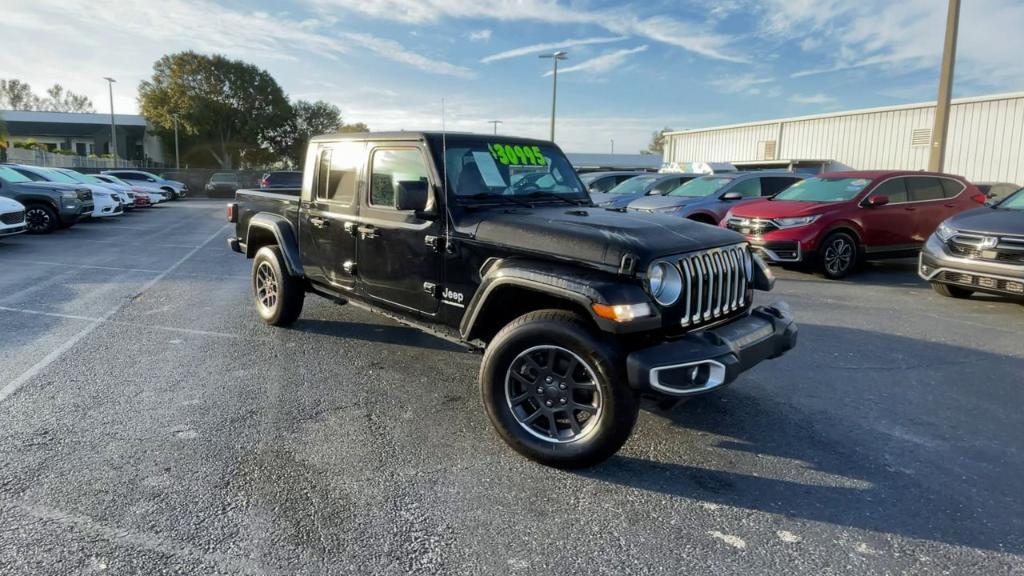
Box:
488;120;502;135
929;0;960;172
539;51;567;142
103;77;117;166
610;138;615;154
172;114;181;169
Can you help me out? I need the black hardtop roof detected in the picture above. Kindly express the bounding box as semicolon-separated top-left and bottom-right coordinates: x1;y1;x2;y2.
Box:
309;131;553;147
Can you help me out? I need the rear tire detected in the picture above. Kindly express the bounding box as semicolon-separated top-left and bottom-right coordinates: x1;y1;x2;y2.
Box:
819;232;858;279
24;204;59;234
252;246;304;326
931;282;973;299
480;309;639;469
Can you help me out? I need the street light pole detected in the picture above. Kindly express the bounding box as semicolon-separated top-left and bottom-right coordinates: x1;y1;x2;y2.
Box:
103;77;117;166
539;51;567;142
172;114;181;169
929;0;960;172
488;120;502;135
610;138;615;154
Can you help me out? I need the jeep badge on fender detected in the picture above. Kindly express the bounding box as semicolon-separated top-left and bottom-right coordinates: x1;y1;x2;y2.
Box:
227;131;798;468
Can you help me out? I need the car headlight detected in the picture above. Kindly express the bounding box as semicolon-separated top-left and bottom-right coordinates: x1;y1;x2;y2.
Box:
935;221;956;241
61;190;78;199
647;260;683;306
773;215;820;229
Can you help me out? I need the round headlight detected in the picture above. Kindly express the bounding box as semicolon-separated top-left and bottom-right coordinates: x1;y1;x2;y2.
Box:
647;261;683;306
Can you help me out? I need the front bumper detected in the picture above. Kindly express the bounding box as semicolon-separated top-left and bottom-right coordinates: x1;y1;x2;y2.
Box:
919;235;1024;296
626;303;797;397
0;223;27;237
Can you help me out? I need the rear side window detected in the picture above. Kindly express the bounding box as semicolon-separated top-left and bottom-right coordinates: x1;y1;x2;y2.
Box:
869;178;908;203
730;177;762;198
939;179;965;198
906;177;944;202
369;148;430;209
315;143;360;204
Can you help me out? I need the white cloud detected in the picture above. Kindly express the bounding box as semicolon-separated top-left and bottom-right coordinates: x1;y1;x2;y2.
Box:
789;93;837;105
468;29;492;42
482;37;626;64
308;0;747;62
339;32;474;78
543;46;649;77
708;74;775;96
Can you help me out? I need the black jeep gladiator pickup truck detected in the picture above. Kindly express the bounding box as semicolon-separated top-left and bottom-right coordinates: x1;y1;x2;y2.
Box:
228;132;797;468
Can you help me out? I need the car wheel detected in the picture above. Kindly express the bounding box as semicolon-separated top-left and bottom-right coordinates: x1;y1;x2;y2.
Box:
819;232;858;279
931;282;973;299
24;204;59;234
480;309;639;469
162;188;177;200
251;246;304;326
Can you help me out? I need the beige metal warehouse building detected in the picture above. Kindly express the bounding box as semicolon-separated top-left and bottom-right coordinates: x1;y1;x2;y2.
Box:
662;92;1024;185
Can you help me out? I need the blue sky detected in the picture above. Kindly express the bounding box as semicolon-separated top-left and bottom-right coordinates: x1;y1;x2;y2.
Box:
4;0;1024;153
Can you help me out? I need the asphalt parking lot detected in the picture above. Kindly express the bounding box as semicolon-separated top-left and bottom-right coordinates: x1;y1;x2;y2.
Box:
0;199;1022;575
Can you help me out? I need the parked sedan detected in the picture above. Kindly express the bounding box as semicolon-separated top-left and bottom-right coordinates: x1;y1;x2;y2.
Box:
0;196;28;238
92;174;166;204
205;172;242;197
627;172;804;224
722;171;987;278
9;165;122;219
103;170;187;199
590;173;700;209
920;186;1024;299
579;171;645;195
52;168;134;210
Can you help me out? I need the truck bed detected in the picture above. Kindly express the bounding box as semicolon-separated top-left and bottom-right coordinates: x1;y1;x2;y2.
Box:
233;188;301;238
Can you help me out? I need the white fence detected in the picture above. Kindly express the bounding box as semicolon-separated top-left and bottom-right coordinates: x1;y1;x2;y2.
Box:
4;147;164;169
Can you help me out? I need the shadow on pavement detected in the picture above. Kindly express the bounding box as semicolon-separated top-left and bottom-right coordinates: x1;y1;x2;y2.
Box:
580;324;1024;555
287;318;464;352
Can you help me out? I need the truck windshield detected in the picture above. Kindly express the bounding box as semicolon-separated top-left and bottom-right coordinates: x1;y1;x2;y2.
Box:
433;139;587;203
0;166;33;183
773;177;870;203
667;176;733;197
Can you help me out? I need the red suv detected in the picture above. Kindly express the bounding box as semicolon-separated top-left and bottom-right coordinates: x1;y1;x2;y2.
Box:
721;171;986;278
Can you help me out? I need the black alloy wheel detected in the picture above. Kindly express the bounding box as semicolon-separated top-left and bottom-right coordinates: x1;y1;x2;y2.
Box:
25;205;58;234
821;232;857;279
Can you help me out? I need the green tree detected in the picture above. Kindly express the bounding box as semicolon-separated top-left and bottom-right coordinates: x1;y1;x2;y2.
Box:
45;84;95;113
139;52;293;168
644;127;674;155
0;79;94;112
280;100;343;167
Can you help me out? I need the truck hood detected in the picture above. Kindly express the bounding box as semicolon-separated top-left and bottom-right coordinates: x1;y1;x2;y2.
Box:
730;199;842;219
628;194;703;211
465;205;745;269
947;206;1024;236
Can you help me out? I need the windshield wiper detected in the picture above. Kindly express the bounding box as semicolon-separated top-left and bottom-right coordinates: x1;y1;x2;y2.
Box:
458;192;534;208
522;191;589;206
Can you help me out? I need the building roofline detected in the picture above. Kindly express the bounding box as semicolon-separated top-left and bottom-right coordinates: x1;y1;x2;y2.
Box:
664;91;1024;137
0;109;148;127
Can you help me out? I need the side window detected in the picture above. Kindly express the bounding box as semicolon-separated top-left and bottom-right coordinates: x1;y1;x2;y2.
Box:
906;177;944;202
870;178;908;203
369;148;429;209
651;178;680;194
315;143;360;204
729;178;762;198
939;178;965;198
13;169;45;182
615;175;635;185
761;177;800;196
589;177;615;193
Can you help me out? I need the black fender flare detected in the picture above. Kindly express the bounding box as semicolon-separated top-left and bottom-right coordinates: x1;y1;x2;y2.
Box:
460;258;660;340
245;213;304;277
16;194;61;213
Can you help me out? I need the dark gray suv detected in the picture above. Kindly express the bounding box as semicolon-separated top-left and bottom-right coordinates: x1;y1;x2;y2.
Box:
0;165;92;233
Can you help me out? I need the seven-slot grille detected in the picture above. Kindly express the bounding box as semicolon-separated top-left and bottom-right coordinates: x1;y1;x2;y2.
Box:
948;233;1024;264
1;210;25;225
676;244;753;328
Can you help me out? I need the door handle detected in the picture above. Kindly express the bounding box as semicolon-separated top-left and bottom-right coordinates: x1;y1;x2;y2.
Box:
903;207;917;212
944;203;956;208
309;216;329;229
357;225;378;239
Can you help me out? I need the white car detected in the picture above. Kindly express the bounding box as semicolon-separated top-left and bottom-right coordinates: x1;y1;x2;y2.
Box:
103;170;188;200
92;174;166;204
0;196;28;238
54;168;135;210
9;165;123;218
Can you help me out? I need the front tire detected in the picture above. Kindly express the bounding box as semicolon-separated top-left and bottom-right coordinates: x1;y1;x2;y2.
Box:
162;187;177;200
819;232;858;279
25;204;59;234
931;282;973;299
252;246;304;326
480;309;639;469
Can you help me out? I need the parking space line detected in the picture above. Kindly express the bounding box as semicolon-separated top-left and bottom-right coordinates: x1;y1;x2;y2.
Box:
0;258;165;274
0;224;232;404
0;305;260;340
43;238;202;249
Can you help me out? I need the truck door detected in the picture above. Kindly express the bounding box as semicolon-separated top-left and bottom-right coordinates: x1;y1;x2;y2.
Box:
299;142;363;290
356;145;442;315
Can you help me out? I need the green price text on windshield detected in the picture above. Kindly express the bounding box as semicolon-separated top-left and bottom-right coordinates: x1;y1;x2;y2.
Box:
487;143;547;167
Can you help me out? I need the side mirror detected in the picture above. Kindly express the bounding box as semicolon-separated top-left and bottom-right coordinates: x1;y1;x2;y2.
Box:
395;180;429;212
867;195;889;207
721;191;743;201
